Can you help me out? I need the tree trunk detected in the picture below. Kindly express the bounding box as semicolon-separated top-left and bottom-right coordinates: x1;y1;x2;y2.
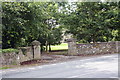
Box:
93;39;96;43
92;34;96;43
40;45;43;54
49;43;51;52
45;41;49;53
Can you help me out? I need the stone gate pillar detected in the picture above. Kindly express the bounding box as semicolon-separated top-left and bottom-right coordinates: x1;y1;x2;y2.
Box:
66;38;78;55
31;40;41;59
116;41;120;53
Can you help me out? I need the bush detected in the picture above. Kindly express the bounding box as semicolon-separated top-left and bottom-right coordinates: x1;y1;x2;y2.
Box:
0;48;19;54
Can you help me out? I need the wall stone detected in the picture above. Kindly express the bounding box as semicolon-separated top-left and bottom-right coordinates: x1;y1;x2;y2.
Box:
77;41;118;55
0;52;20;66
18;48;32;62
1;40;41;66
116;41;120;53
67;40;120;55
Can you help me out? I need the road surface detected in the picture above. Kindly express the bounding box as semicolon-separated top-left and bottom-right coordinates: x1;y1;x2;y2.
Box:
1;54;118;78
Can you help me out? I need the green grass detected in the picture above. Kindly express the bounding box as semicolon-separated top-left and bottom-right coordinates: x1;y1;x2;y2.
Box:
50;43;68;50
0;67;10;70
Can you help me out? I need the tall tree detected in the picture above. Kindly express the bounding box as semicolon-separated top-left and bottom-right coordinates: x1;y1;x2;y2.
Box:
61;2;119;43
2;2;63;50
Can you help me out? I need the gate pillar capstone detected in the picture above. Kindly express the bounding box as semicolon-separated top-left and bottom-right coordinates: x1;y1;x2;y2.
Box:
66;38;78;55
31;40;41;59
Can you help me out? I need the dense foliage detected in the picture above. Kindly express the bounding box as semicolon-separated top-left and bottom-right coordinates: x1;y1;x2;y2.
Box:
0;48;19;54
2;2;120;50
2;2;63;50
61;2;120;43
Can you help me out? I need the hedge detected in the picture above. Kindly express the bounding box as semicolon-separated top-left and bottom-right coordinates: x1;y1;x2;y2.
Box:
0;48;19;54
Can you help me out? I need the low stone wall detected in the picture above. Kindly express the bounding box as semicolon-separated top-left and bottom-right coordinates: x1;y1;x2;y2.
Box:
77;41;119;55
18;47;33;62
0;52;19;66
1;40;41;66
67;39;120;55
0;47;32;66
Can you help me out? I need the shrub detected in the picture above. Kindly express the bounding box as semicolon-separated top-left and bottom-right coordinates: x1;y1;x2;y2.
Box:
0;48;19;54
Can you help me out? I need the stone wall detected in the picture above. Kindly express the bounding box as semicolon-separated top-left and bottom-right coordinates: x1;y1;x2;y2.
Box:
0;47;33;66
0;52;20;66
18;46;33;62
1;40;41;66
67;39;120;55
77;41;119;55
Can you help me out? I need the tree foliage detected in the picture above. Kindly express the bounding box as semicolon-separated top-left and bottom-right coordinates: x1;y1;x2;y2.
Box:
2;2;120;50
2;2;63;49
61;2;119;43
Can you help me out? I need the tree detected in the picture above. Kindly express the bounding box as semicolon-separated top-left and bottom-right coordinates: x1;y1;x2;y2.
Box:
2;2;48;48
2;2;63;50
42;2;63;51
2;2;32;48
61;2;119;43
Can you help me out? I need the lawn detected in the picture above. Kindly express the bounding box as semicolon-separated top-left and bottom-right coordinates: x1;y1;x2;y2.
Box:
50;43;68;50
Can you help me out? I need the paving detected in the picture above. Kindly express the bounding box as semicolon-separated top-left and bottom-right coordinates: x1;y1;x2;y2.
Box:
1;54;118;78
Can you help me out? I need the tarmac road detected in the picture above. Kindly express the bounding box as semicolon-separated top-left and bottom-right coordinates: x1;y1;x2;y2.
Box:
1;54;118;78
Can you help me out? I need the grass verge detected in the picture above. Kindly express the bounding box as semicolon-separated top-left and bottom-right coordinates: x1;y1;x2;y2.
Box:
0;67;10;70
0;48;19;54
